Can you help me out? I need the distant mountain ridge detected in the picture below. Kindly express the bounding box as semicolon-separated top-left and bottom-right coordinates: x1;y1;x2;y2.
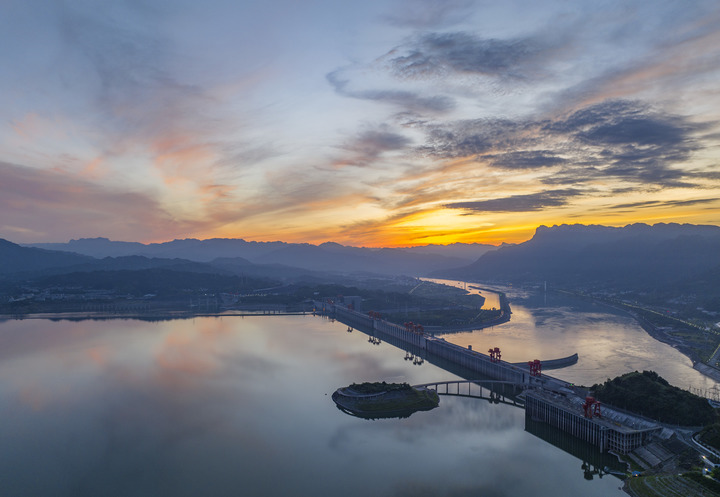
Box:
12;223;720;289
0;238;94;275
433;223;720;291
23;237;498;276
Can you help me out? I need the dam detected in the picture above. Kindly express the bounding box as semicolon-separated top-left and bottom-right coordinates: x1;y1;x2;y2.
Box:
316;299;663;454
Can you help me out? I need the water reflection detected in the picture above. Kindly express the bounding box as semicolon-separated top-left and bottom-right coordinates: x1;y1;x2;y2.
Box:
525;417;627;480
433;284;718;390
0;315;627;496
334;404;432;420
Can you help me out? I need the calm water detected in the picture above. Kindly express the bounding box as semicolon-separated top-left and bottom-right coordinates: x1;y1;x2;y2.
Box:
431;282;719;391
0;313;630;497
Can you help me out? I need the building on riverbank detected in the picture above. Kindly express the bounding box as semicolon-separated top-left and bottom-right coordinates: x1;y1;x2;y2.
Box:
525;389;663;454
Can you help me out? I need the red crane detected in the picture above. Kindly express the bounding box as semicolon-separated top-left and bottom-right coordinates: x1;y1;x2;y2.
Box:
582;396;602;418
528;359;542;377
404;321;424;333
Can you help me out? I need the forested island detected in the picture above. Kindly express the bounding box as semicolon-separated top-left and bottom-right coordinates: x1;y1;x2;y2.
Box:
332;382;439;418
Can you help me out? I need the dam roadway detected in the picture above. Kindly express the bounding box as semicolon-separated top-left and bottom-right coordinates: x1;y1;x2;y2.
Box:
317;300;664;455
316;300;578;389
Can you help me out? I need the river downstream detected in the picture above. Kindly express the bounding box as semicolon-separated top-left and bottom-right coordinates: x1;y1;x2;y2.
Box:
428;279;719;392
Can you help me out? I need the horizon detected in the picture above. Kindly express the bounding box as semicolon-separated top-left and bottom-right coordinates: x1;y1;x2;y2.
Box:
2;1;720;246
11;220;720;249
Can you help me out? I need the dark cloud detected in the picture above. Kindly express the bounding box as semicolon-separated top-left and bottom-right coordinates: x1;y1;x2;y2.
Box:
579;117;686;147
350;129;411;153
326;71;455;114
389;32;544;79
445;189;583;213
543;100;705;187
608;197;719;210
540;162;695;189
419;118;527;158
539;167;603;186
548;100;697;148
484;150;567;170
421;99;711;189
334;128;412;167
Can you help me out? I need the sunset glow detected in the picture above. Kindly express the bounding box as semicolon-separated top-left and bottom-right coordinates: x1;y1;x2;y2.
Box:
1;1;719;246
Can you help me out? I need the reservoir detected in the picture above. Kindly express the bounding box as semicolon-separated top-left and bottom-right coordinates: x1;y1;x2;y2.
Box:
1;284;713;496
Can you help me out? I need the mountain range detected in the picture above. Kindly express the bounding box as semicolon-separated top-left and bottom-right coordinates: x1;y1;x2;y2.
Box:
434;223;720;294
3;238;497;281
4;223;720;298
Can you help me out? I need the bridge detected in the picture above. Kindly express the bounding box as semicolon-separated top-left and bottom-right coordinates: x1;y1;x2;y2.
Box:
413;379;526;408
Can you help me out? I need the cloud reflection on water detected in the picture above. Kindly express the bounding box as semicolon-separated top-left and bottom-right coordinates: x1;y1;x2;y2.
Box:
0;315;627;497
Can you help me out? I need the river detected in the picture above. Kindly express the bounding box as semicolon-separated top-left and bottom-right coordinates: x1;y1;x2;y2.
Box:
0;311;633;497
428;279;719;392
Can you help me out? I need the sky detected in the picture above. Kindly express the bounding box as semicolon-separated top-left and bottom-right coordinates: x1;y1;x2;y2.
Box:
1;0;719;247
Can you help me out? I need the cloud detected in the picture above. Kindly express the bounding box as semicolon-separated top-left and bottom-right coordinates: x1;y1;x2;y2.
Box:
333;128;412;168
0;161;259;243
388;32;549;80
51;2;267;192
417;99;711;190
57;2;210;132
542;100;707;187
0;161;189;242
326;70;455;114
347;129;412;154
546;9;720;112
419;118;527;158
547;100;697;148
484;151;567;170
382;0;475;29
608;197;720;210
445;189;584;213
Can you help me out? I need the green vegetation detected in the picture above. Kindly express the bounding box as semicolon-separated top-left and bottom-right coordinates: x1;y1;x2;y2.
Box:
591;371;716;426
683;471;720;494
382;308;501;327
32;269;273;297
626;474;720;497
348;381;412;394
334;382;440;415
699;424;720;452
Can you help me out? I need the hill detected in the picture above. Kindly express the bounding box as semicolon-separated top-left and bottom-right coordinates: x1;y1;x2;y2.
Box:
25;238;494;276
435;223;720;292
0;238;94;275
591;371;715;426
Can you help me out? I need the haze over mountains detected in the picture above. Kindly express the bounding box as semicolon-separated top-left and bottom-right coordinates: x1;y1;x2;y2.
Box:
434;223;720;294
6;238;497;280
3;223;719;296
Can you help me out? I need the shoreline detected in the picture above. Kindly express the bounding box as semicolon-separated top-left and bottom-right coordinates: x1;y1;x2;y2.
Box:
3;288;718;386
0;309;308;321
553;289;720;385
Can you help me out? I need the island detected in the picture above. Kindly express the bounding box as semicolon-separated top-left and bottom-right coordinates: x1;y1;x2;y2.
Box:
332;381;439;419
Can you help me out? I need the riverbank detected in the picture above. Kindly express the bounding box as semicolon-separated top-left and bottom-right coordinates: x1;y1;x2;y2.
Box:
694;362;720;383
0;309;309;322
553;289;720;385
